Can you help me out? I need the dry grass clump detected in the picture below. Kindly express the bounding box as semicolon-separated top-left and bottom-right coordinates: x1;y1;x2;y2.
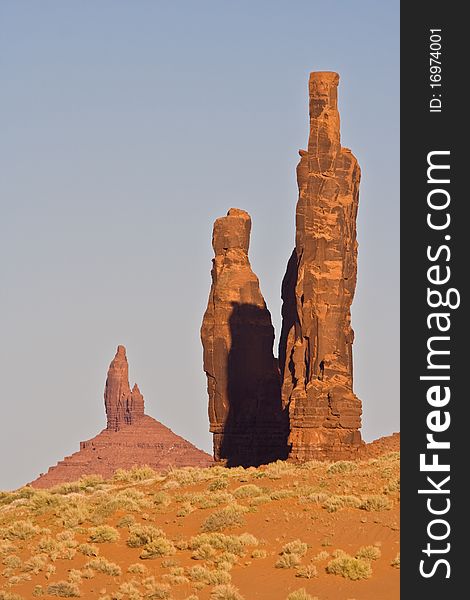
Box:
391;553;400;568
22;554;49;574
85;557;121;576
359;495;392;511
210;584;244;600
208;479;228;492
187;532;258;557
113;465;160;482
128;563;147;574
327;461;357;475
275;553;302;569
201;505;248;533
192;543;217;561
356;545;381;560
88;526;119;543
322;494;361;513
295;563;318;579
0;591;27;600
139;537;176;559
1;519;40;541
46;580;81;597
176;491;233;510
281;540;308;557
286;589;318;600
251;549;267;559
141;577;171;598
127;525;165;548
2;554;21;568
326;553;372;580
77;543;99;557
116;515;136;529
187;565;231;586
275;539;308;568
232;485;263;499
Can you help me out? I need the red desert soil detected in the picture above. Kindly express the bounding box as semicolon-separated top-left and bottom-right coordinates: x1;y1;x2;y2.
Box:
0;436;399;600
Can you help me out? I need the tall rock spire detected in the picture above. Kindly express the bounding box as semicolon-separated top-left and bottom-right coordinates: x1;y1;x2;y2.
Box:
104;345;144;430
201;208;288;466
279;72;363;460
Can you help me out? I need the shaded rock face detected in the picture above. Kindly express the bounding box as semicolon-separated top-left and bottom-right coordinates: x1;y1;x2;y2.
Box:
104;345;145;430
201;209;289;466
31;346;212;488
279;72;363;460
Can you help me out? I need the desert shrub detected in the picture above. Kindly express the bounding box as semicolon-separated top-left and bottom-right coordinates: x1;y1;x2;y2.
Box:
46;581;81;597
153;492;171;507
327;461;357;475
142;577;171;598
2;520;40;540
59;502;90;529
359;495;392;511
127;525;165;548
77;543;99;557
0;592;26;600
213;552;238;570
192;543;217;561
232;485;263;499
8;574;31;584
0;541;16;555
322;495;361;513
286;589;318;600
281;539;308;557
187;565;231;585
113;465;159;482
275;553;302;569
128;563;147;574
161;572;189;585
2;555;21;568
188;533;257;557
140;538;176;559
32;585;45;596
117;515;136;529
50;475;103;495
251;549;267;559
22;554;48;574
305;492;329;505
391;553;400;568
356;545;381;560
210;584;244;600
263;460;296;480
36;536;62;560
270;489;295;501
384;478;400;494
201;505;248;532
85;557;121;576
295;564;317;579
79;568;94;579
88;526;119;543
208;479;228;492
312;551;329;561
116;581;142;599
326;555;372;580
67;570;82;584
207;570;231;585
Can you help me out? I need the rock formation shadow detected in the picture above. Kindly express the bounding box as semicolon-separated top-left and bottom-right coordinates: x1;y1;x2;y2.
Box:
220;302;289;467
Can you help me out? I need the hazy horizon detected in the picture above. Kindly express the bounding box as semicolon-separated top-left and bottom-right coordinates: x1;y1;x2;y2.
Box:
1;0;399;490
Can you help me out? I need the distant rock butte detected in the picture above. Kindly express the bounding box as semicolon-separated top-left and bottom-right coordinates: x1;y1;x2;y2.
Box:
201;208;289;466
202;72;374;464
31;346;212;488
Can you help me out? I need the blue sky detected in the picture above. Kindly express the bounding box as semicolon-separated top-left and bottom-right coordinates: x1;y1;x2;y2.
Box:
0;0;399;490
